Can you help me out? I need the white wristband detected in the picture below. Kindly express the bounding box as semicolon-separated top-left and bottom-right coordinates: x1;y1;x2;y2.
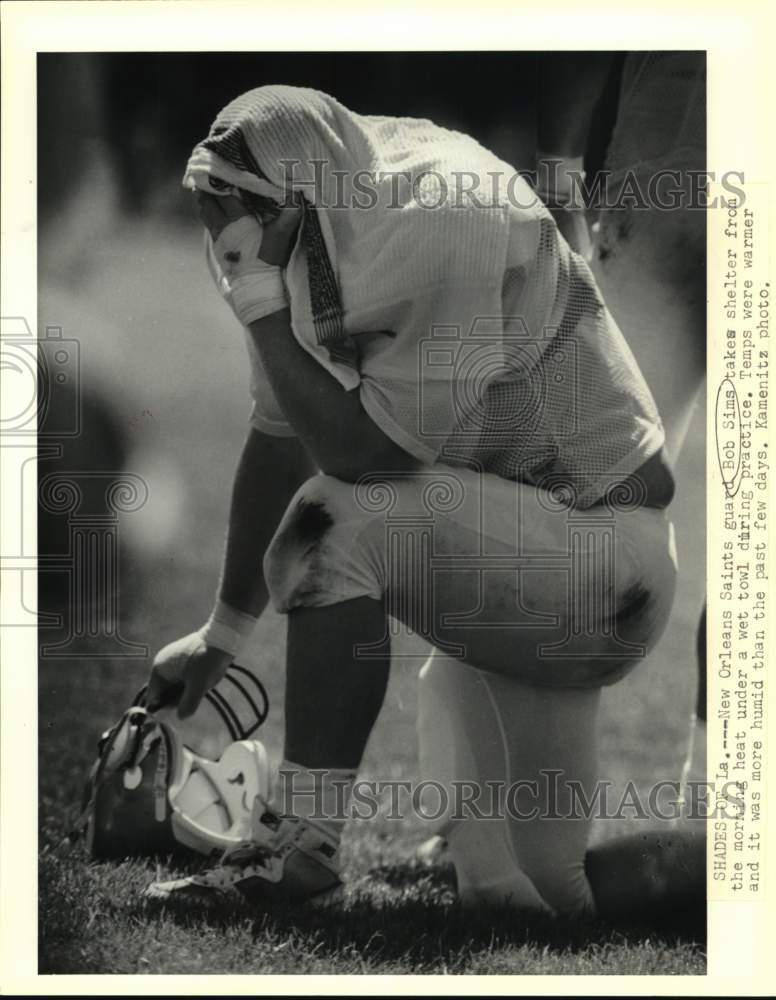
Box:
199;599;258;658
230;272;288;326
205;219;289;326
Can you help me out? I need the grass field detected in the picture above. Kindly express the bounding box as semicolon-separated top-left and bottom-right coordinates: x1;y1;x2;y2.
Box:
37;194;707;976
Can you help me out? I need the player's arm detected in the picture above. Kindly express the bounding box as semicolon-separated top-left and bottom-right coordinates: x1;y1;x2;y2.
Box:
246;310;419;482
218;427;315;617
148;191;416;717
147;427;314;717
199;189;417;480
536;53;615;258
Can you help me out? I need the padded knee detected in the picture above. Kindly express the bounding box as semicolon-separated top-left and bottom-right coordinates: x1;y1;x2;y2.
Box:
263;474;383;612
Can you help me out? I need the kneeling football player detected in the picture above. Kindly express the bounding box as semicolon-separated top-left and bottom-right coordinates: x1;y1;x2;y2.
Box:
144;85;687;915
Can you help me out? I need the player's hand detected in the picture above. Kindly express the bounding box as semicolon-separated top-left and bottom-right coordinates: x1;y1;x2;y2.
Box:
196;191;301;325
147;631;233;720
195;191;302;268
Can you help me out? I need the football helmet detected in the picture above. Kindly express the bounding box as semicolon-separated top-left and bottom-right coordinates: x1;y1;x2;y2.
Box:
75;665;270;860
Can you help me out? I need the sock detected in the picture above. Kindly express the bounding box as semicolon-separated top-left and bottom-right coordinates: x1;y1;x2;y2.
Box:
272;759;357;835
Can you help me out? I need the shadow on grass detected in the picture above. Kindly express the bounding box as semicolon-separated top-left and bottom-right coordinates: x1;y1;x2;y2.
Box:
39;842;706;975
125;858;705;969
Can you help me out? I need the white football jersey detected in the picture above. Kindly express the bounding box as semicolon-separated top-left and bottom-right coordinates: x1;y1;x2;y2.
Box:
244;195;664;509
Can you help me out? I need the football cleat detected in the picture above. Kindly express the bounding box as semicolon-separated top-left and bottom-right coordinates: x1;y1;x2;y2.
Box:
143;794;342;906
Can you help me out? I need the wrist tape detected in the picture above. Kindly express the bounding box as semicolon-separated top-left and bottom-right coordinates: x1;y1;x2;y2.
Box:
230;273;289;325
199;599;258;658
205;218;288;325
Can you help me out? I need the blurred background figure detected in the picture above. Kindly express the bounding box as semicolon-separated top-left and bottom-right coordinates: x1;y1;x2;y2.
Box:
37;367;130;617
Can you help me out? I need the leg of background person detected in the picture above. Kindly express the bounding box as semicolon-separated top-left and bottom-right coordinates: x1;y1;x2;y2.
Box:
591;50;706;465
592;205;706;465
696;603;707;724
675;602;707;822
592;189;706;771
594;204;708;826
592;164;707;832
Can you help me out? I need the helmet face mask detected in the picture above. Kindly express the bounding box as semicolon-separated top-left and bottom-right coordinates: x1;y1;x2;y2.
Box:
78;667;270;861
